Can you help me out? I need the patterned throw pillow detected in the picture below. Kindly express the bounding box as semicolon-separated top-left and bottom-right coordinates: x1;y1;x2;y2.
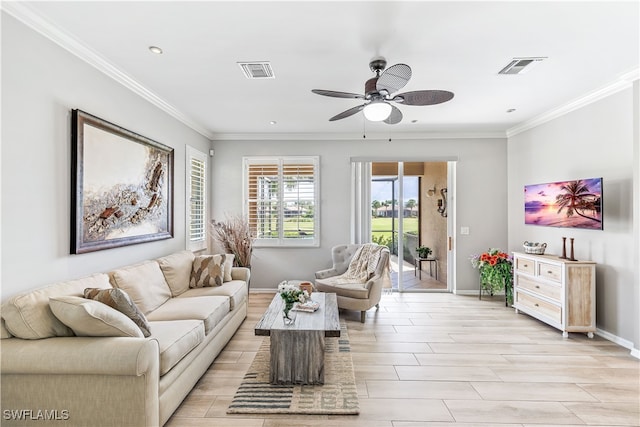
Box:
84;288;151;337
49;296;144;338
190;255;225;288
223;254;235;282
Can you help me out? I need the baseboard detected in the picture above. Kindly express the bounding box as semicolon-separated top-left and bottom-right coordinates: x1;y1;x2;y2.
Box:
455;289;505;297
250;288;278;293
596;328;639;359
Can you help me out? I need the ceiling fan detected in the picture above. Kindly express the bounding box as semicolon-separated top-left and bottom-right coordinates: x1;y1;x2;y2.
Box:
312;57;454;124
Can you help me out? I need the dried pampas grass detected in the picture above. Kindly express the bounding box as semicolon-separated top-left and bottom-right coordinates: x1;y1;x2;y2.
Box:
210;215;255;267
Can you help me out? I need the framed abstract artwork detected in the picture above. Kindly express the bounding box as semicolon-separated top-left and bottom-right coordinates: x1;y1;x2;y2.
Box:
524;177;603;230
71;109;174;253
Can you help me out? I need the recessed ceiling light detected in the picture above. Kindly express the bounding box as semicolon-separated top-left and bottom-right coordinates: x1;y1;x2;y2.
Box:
149;46;163;55
269;121;277;125
506;108;516;113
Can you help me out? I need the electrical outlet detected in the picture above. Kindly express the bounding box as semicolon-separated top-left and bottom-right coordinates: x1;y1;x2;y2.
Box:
460;226;470;235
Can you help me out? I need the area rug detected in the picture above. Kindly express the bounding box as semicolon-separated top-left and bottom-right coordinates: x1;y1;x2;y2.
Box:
227;322;359;415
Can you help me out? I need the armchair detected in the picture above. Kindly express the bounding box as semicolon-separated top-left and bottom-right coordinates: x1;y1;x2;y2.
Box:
314;243;391;322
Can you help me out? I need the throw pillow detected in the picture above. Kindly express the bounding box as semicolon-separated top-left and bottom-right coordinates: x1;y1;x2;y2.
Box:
223;254;235;282
84;288;151;337
190;255;225;288
49;296;144;338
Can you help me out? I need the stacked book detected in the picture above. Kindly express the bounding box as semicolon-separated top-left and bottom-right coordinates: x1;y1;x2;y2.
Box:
293;301;320;312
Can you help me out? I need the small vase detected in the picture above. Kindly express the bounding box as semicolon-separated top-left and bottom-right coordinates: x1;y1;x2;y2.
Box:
282;302;296;325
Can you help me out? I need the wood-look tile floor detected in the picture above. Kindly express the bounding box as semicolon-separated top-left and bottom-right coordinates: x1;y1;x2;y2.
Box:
166;292;640;427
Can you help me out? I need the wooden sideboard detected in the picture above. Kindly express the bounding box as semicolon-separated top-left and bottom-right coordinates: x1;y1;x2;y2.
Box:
512;252;596;338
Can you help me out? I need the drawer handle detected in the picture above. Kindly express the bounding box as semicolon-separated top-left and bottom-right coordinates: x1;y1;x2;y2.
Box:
535;285;540;289
523;264;529;267
547;270;553;274
534;303;539;307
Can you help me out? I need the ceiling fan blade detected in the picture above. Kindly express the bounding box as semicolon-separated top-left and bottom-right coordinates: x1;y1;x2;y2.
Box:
312;89;365;99
376;63;412;95
384;104;403;125
393;90;454;106
329;104;365;121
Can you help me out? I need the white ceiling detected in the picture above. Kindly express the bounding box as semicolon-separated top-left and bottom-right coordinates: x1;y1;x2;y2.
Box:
6;1;639;139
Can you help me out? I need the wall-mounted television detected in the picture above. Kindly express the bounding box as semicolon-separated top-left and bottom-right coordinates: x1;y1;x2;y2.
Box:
524;177;603;230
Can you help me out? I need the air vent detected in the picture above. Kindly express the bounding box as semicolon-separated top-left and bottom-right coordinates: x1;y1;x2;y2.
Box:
238;62;275;79
498;57;546;75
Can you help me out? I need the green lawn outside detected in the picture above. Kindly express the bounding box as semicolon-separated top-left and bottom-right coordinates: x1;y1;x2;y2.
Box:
371;217;418;236
257;217;315;237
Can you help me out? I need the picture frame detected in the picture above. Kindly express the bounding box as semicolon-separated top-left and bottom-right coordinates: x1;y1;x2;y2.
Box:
524;177;603;230
71;109;174;254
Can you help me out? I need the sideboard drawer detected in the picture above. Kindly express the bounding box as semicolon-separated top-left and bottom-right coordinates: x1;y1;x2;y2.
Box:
512;252;595;338
538;262;562;283
517;292;561;324
518;276;561;302
515;257;535;274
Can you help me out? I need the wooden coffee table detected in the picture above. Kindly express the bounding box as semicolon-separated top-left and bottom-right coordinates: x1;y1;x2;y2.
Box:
255;292;340;385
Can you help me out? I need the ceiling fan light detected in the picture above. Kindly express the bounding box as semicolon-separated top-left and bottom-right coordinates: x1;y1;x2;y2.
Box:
363;101;392;121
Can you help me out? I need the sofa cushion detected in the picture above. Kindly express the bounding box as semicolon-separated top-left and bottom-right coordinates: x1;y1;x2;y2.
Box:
315;278;370;299
1;273;111;339
146;296;230;335
222;254;235;282
178;280;247;311
49;296;144;338
110;261;172;315
189;255;225;288
84;288;151;337
1;318;13;339
156;250;195;297
147;320;204;375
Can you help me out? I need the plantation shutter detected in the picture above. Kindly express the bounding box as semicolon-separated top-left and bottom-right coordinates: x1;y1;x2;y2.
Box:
187;147;207;250
246;161;280;241
244;157;319;247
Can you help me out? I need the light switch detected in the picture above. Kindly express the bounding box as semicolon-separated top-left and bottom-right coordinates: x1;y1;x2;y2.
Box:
460;226;470;235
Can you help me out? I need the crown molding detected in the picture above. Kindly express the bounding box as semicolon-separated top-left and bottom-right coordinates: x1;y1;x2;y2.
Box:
2;2;215;140
209;131;506;141
507;67;640;138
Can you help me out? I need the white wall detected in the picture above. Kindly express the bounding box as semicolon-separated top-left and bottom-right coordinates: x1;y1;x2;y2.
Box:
507;87;638;350
1;14;211;298
211;137;508;292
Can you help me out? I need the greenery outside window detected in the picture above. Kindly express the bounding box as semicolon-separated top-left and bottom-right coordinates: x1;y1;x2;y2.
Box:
243;156;319;247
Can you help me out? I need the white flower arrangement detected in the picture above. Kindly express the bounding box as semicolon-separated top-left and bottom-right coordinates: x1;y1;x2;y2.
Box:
277;281;309;306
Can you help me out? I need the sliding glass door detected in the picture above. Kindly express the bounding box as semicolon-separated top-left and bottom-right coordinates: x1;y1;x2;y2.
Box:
352;158;455;293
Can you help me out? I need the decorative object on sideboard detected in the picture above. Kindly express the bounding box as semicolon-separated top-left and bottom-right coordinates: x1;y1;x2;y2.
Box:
524;177;603;230
523;241;546;255
437;188;448;217
70;109;174;254
559;237;568;259
569;237;577;261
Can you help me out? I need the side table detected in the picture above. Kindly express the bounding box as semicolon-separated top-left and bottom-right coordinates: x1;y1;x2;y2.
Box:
415;257;437;280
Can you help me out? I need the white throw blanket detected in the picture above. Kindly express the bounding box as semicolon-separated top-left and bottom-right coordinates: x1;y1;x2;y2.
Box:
334;243;390;286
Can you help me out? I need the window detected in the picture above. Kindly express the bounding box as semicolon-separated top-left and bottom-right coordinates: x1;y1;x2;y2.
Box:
186;146;207;251
244;156;319;247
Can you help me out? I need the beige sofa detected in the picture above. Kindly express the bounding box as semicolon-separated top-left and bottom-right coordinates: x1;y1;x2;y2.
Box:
0;250;248;427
